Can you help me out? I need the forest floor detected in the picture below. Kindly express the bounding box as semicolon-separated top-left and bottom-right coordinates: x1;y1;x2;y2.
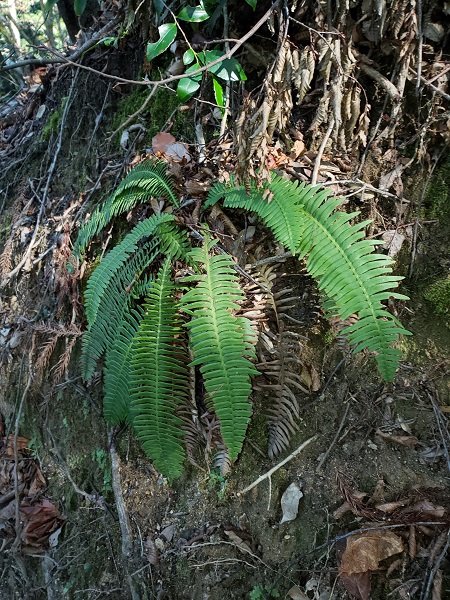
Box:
1;48;450;600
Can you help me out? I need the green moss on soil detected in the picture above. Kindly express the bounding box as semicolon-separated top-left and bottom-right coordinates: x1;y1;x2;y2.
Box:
109;83;195;147
423;277;450;326
40;97;68;141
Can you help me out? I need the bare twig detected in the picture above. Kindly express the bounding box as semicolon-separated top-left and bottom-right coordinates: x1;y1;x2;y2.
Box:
421;529;450;600
416;0;423;97
316;401;350;471
409;68;450;102
42;1;280;90
237;435;317;496
409;151;443;278
108;430;139;600
358;62;401;102
1;14;122;71
11;369;32;553
311;116;334;186
46;427;98;504
426;391;450;474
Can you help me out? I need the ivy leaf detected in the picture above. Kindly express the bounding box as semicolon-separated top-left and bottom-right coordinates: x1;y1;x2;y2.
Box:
146;23;177;62
177;64;202;101
183;49;196;65
177;4;210;22
203;50;247;82
245;0;257;8
213;78;225;114
74;0;87;16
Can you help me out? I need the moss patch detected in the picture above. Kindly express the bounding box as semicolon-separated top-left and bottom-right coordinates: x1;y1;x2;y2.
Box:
109;84;195;147
40;97;68;141
424;277;450;326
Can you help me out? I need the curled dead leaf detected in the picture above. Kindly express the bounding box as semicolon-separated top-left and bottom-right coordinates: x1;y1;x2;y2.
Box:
339;530;403;575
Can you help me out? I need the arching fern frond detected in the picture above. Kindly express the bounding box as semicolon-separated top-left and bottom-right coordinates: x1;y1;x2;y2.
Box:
104;307;144;425
206;174;410;381
73;160;178;257
180;236;259;460
84;214;173;329
81;240;158;380
130;258;188;481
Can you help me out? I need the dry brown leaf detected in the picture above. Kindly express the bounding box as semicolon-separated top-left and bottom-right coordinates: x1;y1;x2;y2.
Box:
145;535;158;565
375;499;409;513
340;571;371;600
152;132;191;162
287;585;308;600
300;363;321;391
20;498;65;550
2;435;30;457
339;531;403;575
289;139;305;160
224;530;252;554
376;429;419;447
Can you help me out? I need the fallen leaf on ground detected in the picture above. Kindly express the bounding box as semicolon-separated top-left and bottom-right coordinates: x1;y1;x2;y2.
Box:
224;529;252;553
340;571;371;600
287;585;308;599
280;481;303;524
376;429;419;447
152;132;191;162
381;230;405;257
339;530;403;575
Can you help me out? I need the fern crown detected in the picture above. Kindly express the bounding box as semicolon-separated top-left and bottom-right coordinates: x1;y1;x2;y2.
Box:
73;161;410;480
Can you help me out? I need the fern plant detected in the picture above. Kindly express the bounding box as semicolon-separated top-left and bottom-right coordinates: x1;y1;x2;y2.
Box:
180;236;258;460
73;160;410;480
205;174;411;381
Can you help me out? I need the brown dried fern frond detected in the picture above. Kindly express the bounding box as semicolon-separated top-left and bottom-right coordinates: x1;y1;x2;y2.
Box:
34;322;82;378
255;330;308;458
52;334;79;384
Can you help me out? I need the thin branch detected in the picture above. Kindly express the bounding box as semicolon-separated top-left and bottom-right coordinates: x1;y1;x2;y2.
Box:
316;401;350;471
108;430;140;600
358;62;401;102
1;14;122;71
237;435;317;496
409;68;450;102
39;0;280;89
11;369;32;553
311;116;334;186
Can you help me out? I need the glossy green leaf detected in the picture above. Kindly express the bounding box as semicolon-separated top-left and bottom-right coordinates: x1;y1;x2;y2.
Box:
245;0;257;8
177;4;210;22
177;64;202;101
183;49;196;65
146;23;177;61
203;50;247;82
74;0;87;16
213;77;225;114
99;36;118;48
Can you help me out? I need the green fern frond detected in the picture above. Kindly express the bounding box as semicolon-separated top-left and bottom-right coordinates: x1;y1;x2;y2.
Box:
73;160;178;257
104;307;144;425
84;214;172;327
81;240;158;380
130;258;188;481
206;175;410;381
180;236;258;460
